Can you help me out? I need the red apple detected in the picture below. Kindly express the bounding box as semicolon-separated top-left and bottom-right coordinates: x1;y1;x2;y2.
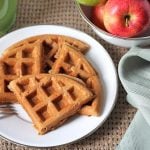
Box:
92;4;105;29
92;0;107;30
103;0;150;37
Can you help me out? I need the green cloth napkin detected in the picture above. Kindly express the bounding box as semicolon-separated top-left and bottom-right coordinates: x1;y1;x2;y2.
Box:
0;0;17;36
117;47;150;150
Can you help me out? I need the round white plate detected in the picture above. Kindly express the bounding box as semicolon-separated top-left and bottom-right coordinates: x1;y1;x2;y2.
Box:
0;25;118;148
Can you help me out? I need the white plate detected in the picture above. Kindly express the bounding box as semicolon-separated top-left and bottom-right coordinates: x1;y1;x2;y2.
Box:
0;25;118;148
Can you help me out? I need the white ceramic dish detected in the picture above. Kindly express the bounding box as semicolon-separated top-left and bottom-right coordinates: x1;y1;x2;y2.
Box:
0;25;118;148
77;3;150;48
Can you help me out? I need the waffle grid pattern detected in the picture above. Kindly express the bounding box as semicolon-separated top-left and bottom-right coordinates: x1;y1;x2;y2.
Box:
0;43;42;103
0;34;89;104
52;44;101;116
9;74;92;134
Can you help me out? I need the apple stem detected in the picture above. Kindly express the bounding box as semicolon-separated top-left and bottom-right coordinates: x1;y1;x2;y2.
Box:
125;15;130;27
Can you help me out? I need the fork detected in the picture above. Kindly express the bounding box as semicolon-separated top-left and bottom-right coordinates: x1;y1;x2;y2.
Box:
0;104;17;115
0;104;32;122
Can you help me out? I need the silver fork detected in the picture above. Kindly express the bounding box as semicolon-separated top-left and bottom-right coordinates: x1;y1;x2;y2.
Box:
0;104;17;116
0;104;31;122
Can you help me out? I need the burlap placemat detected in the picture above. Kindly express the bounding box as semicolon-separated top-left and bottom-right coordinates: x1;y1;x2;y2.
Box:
0;0;136;149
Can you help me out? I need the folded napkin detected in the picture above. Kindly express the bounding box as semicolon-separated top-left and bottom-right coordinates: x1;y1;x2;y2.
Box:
117;47;150;150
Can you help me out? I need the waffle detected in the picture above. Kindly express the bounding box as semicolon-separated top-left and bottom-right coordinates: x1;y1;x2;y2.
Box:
3;34;89;72
51;44;103;116
8;74;93;134
0;34;89;104
0;43;43;103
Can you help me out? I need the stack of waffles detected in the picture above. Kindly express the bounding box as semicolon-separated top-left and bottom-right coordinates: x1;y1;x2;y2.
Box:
0;35;103;134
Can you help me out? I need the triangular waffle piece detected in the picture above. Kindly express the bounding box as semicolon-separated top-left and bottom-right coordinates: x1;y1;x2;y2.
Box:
8;74;93;134
4;34;89;72
51;44;103;116
0;43;43;103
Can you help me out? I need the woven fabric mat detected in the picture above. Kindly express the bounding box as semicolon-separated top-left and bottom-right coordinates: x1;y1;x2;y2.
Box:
0;0;136;149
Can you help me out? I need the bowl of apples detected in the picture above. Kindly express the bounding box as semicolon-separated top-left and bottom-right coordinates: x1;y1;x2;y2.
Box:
76;0;150;48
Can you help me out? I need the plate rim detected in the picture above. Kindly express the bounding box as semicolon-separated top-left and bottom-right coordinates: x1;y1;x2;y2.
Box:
0;25;118;148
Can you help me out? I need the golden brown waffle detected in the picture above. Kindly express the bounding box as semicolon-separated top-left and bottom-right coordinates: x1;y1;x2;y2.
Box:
3;34;89;72
52;44;103;116
0;34;89;104
8;74;93;134
0;43;43;103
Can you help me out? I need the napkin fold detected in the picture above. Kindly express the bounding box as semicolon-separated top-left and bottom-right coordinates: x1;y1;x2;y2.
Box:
117;47;150;150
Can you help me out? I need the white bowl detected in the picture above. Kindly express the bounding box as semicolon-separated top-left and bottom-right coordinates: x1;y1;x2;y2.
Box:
76;3;150;48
